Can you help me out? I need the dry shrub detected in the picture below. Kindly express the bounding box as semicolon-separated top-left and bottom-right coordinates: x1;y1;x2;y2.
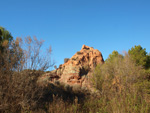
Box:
76;51;82;55
0;70;45;112
64;58;70;63
91;53;150;113
22;36;55;71
0;37;54;112
46;95;79;113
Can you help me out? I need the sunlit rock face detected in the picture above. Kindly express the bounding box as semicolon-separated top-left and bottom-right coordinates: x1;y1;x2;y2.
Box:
39;45;104;89
59;45;104;86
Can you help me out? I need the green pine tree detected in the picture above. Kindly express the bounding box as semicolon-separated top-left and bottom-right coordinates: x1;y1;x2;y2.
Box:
128;45;150;69
0;27;13;52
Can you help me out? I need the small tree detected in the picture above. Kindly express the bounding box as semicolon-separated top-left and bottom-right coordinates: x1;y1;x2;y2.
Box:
128;45;149;68
0;27;13;52
106;50;123;63
22;36;55;71
0;27;22;71
0;36;55;112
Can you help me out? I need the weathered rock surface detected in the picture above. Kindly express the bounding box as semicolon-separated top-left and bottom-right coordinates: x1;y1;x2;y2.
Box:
38;45;104;90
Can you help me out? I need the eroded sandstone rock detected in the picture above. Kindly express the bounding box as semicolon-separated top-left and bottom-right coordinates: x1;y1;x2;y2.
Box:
39;45;104;89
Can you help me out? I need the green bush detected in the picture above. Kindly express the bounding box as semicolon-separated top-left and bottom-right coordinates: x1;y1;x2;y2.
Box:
128;45;150;69
91;53;150;113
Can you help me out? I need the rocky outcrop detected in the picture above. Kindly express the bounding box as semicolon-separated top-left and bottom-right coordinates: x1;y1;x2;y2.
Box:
59;45;104;86
39;45;104;89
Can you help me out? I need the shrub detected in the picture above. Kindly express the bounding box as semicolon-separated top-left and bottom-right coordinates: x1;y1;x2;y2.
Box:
91;53;150;113
128;45;150;69
64;58;70;63
22;36;55;71
76;51;82;55
0;27;13;53
105;50;123;63
0;59;45;113
0;37;55;112
71;57;76;60
54;65;57;69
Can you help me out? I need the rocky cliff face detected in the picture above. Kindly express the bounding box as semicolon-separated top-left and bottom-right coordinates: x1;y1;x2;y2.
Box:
39;45;104;89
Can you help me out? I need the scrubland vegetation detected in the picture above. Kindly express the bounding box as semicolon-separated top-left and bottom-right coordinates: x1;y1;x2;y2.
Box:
0;26;150;113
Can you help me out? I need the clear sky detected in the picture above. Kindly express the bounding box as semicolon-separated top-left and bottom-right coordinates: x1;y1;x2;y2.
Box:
1;0;150;68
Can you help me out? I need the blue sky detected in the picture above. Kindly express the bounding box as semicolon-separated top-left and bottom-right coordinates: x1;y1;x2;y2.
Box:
1;0;150;68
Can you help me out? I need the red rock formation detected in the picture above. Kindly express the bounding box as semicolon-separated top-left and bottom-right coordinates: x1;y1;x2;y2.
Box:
62;45;104;68
58;45;104;87
39;45;104;88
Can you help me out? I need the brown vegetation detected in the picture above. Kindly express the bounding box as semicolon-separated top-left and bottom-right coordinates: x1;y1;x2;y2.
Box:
0;35;150;113
0;37;55;112
91;53;150;113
